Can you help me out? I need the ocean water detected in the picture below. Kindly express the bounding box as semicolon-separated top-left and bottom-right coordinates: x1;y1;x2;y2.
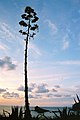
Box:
0;105;71;118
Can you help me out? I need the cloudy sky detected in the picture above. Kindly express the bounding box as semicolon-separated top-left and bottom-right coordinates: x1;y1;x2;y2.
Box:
0;0;80;107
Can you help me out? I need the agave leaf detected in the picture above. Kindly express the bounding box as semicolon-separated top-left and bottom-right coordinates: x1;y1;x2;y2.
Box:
76;94;80;102
58;108;62;117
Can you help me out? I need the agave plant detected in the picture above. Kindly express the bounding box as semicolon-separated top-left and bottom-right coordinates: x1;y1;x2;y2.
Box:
52;107;72;120
72;94;80;111
19;6;39;120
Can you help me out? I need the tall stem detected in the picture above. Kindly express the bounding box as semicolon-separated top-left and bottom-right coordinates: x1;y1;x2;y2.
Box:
25;19;31;118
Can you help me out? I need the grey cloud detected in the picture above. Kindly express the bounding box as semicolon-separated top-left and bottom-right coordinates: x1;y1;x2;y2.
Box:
35;94;42;99
17;85;24;91
0;88;6;94
54;85;60;88
46;93;53;98
17;83;49;94
2;92;19;99
52;88;57;92
35;84;49;93
28;83;36;92
54;94;62;97
64;95;71;97
0;56;16;70
29;94;42;99
17;83;36;92
29;94;34;99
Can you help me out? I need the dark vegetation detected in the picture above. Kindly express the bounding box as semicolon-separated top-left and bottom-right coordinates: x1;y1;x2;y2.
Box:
0;106;80;120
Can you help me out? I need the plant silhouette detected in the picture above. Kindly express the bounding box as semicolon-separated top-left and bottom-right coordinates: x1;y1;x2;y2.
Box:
19;6;39;119
72;94;80;111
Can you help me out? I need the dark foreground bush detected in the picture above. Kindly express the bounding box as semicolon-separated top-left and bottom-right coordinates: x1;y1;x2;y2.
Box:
0;107;80;120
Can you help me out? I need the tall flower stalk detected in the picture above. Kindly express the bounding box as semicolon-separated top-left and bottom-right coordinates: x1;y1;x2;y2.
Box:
19;6;39;119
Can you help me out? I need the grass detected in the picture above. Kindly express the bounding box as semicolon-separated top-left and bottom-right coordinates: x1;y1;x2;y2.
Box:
0;106;80;120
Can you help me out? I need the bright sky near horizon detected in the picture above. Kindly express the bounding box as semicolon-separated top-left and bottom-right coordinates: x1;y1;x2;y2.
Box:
0;0;80;107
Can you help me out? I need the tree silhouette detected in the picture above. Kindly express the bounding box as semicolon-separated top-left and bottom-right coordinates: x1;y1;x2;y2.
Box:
19;6;39;119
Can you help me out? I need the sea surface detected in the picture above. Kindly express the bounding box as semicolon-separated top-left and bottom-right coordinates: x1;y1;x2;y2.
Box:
0;105;71;118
